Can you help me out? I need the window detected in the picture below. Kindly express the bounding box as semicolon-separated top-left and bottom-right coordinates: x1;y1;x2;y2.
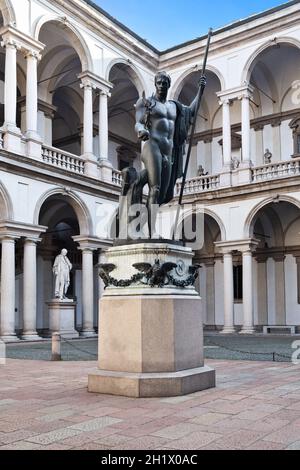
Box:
233;265;243;301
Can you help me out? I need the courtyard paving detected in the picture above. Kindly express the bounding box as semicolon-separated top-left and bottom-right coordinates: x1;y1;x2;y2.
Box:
5;334;298;362
1;358;300;450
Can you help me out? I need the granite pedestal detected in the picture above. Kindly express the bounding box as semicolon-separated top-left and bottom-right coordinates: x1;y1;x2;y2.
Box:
88;242;215;397
47;299;79;339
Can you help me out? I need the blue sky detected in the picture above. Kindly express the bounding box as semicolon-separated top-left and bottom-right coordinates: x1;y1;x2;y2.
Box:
92;0;289;49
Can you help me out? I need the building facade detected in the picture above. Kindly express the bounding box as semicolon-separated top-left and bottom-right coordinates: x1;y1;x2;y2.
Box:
0;0;300;340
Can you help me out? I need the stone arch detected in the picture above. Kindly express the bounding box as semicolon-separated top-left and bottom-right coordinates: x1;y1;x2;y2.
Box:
105;58;147;96
33;188;93;235
33;15;92;71
244;194;300;238
171;65;225;101
176;206;226;242
0;180;13;219
0;0;16;26
284;214;300;243
280;83;300;112
241;37;300;84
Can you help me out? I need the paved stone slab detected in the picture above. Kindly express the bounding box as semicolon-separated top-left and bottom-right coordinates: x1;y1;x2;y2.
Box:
1;358;300;450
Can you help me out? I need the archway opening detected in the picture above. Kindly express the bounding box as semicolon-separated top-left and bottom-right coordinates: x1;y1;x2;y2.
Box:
36;195;82;334
250;200;300;329
37;21;86;155
247;43;300;164
177;70;222;175
108;63;141;171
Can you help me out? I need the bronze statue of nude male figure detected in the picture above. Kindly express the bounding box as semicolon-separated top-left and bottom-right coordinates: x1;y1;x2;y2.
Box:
119;71;206;238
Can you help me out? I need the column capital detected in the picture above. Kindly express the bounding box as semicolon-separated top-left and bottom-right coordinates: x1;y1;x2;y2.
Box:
203;259;216;267
218;97;231;107
0;37;21;50
215;239;260;254
80;78;95;91
0;221;47;239
99;89;111;98
292;252;300;264
24;49;42;61
0;25;45;55
78;71;113;95
217;84;254;103
271;253;286;262
73;235;111;252
0;234;20;242
255;254;269;263
24;237;42;245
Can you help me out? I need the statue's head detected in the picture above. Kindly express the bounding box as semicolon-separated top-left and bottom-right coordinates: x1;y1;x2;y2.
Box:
61;248;68;256
155;71;171;94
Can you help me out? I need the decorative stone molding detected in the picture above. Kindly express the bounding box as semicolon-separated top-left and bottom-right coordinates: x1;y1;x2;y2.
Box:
78;71;113;95
0;25;45;56
0;221;47;240
255;254;269;263
271;253;286;262
215;238;260;254
217;84;254;104
99;259;201;289
0;37;22;50
72;235;111;251
192;108;300;145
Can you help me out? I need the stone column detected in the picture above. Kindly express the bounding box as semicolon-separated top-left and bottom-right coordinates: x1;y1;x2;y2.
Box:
254;125;264;166
22;238;41;340
205;260;215;327
221;252;235;333
273;254;286;325
1;38;22;153
218;98;232;187
25;51;39;137
237;87;254;184
98;250;106;303
81;247;96;336
25;50;42;159
0;236;18;341
256;255;268;326
241;93;251;164
272;121;282;162
81;79;98;178
99;92;108;160
240;249;255;334
2;39;18;129
220;98;231;168
295;255;300;305
98;90;113;181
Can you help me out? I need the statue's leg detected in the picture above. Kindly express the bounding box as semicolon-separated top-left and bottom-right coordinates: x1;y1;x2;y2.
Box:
55;277;60;298
141;141;162;236
159;157;172;203
134;169;149;235
59;282;64;300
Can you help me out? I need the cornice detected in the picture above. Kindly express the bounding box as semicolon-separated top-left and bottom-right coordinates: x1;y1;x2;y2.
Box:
42;1;300;77
191;108;300;145
159;8;300;70
78;71;113;93
0;149;121;202
0;25;45;54
178;174;300;207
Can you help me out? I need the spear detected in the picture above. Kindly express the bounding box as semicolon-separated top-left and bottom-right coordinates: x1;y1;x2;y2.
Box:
173;28;213;239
